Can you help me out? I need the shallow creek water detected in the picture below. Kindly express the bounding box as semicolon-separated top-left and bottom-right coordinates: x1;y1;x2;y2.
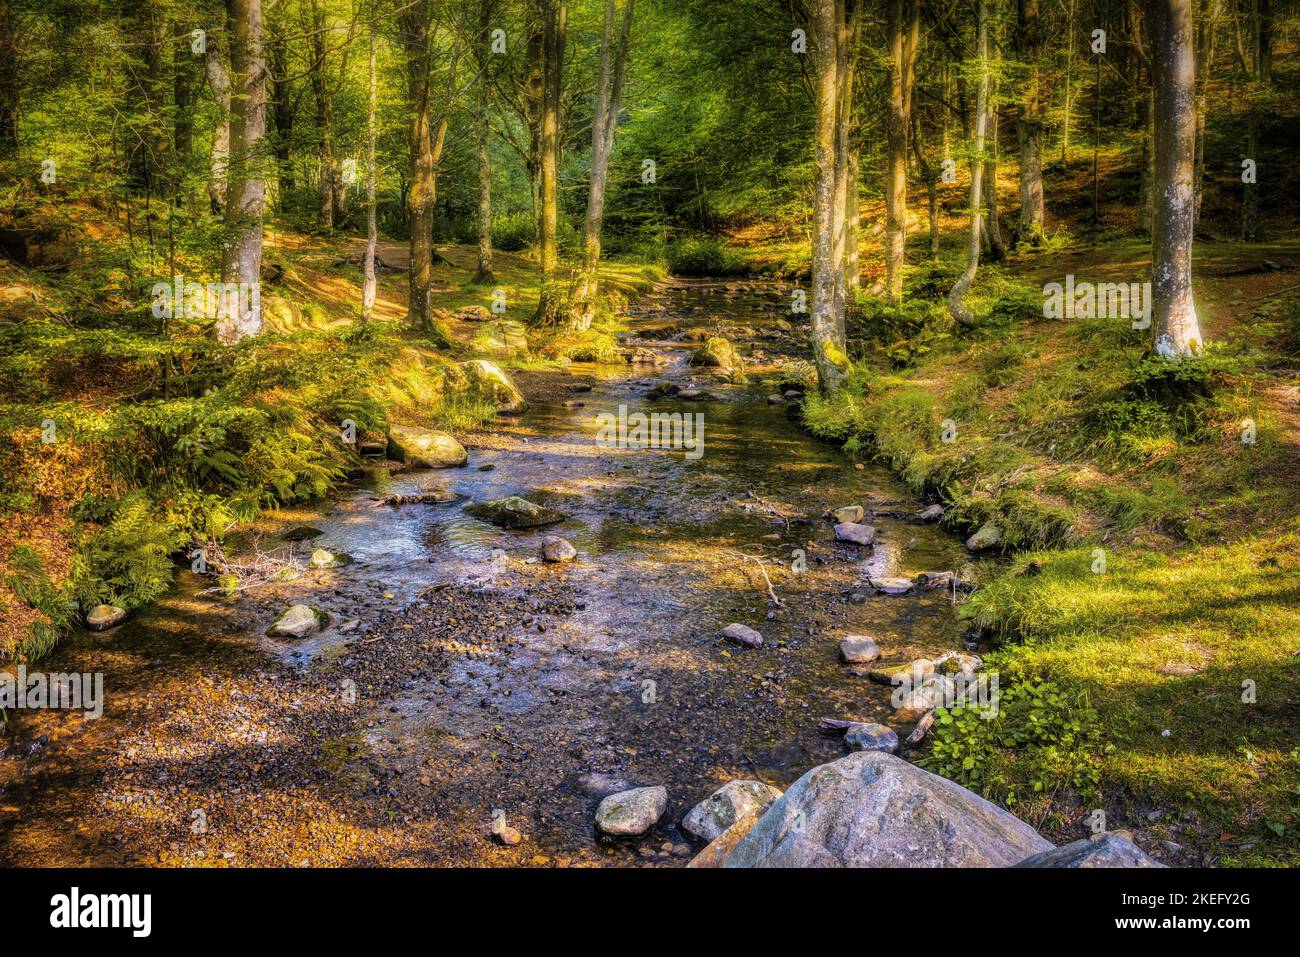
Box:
1;279;986;867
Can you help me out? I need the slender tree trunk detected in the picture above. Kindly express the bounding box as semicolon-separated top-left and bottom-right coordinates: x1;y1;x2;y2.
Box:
948;0;989;329
173;21;197;184
568;0;634;332
831;1;861;328
1061;0;1076;163
911;110;940;259
811;0;847;393
1241;0;1270;242
474;0;496;282
1014;0;1045;245
1192;0;1219;227
983;69;1005;262
269;26;295;209
884;0;918;304
216;0;267;345
400;2;437;332
205;28;232;214
0;0;18;155
532;0;567;327
362;1;378;321
1150;0;1204;357
310;0;337;229
844;140;860;294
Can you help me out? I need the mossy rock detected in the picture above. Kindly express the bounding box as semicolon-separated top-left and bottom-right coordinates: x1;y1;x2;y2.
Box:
690;336;740;371
459;359;527;413
387;424;468;469
464;496;565;529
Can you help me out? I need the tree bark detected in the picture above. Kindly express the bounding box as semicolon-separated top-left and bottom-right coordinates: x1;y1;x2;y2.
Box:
1150;0;1204;357
474;0;496;282
268;23;296;208
216;0;267;345
948;0;989;329
310;0;338;229
362;0;378;321
0;0;17;155
1014;0;1045;245
568;0;635;332
811;0;848;393
532;0;567;327
205;27;232;214
883;0;918;304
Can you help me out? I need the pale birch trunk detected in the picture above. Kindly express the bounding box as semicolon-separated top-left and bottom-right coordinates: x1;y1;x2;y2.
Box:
1151;0;1205;357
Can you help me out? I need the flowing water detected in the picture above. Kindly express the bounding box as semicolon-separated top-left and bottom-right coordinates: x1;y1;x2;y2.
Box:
0;279;987;867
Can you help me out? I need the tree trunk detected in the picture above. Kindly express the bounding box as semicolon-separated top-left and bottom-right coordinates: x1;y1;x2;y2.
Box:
310;0;337;229
1192;0;1219;228
910;110;940;260
883;0;918;304
474;0;496;283
811;0;847;393
216;0;267;345
844;140;860;294
362;1;378;321
568;0;635;332
983;80;1005;262
532;0;567;327
205;27;232;214
269;25;295;208
1150;0;1204;357
0;0;17;155
399;2;456;334
1014;0;1045;245
948;0;989;329
173;20;197;186
1061;0;1076;163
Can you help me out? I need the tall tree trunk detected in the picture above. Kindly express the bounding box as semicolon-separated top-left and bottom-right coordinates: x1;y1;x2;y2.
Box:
362;0;378;321
1150;0;1204;357
844;140;860;294
910;110;940;260
1241;0;1270;242
1061;0;1077;163
532;0;567;327
310;0;337;229
1192;0;1219;227
0;0;17;155
474;0;496;282
568;0;635;332
1014;0;1045;245
216;0;267;345
399;1;456;334
983;69;1005;262
948;0;989;329
205;27;232;214
173;20;197;188
884;0;918;304
269;25;296;209
832;1;861;325
811;0;847;393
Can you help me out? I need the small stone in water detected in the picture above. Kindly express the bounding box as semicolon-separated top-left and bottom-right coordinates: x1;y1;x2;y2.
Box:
721;623;762;649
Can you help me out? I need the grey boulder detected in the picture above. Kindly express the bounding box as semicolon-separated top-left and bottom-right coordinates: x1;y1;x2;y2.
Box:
1014;833;1164;868
682;780;784;842
595;786;668;838
722;751;1053;868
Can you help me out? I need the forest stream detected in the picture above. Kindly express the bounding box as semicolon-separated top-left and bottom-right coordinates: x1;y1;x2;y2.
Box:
0;279;987;867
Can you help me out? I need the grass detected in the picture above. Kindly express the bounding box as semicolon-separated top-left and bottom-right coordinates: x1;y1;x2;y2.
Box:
799;232;1300;864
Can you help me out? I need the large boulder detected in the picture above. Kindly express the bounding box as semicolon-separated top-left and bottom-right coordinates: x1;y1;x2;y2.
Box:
690;336;740;372
687;803;771;868
388;424;468;469
722;751;1053;868
459;359;527;413
595;786;668;838
834;522;876;547
470;319;530;360
965;523;1003;552
267;604;329;639
464;496;565;529
86;604;126;631
1014;833;1164;868
682;780;784;843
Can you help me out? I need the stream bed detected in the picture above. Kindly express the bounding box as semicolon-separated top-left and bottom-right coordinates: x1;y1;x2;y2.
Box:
0;279;986;867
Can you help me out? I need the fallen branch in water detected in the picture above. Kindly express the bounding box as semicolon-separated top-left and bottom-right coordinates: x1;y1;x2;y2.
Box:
195;539;304;595
730;551;785;607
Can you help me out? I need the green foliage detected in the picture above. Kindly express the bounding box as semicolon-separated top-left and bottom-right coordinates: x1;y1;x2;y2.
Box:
665;235;748;276
855;297;951;367
922;678;1106;806
68;494;186;612
493;212;535;253
1;546;77;662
